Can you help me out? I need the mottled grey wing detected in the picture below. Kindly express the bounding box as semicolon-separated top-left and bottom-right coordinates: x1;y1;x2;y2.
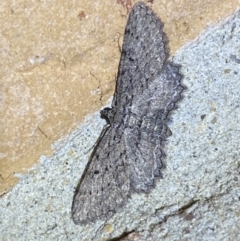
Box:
72;127;131;225
112;2;167;110
124;63;183;192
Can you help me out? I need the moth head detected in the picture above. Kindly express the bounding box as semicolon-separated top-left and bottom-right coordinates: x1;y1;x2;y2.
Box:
100;107;114;125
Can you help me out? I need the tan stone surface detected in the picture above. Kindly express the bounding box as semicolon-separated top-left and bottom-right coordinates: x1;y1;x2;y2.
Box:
0;0;239;194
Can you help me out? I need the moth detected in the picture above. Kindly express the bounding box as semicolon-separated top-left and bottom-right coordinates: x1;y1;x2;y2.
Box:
72;2;184;224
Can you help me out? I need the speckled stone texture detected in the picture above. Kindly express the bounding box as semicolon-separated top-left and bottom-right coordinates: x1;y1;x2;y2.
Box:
0;8;239;241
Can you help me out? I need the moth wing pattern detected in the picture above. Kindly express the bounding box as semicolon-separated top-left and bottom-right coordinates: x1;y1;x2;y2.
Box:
125;63;183;192
112;2;167;110
72;127;131;224
72;2;184;225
